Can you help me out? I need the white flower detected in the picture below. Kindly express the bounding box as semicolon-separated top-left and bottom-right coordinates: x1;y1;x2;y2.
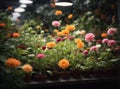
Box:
80;30;86;35
28;27;33;30
41;30;44;34
74;30;81;35
96;44;101;49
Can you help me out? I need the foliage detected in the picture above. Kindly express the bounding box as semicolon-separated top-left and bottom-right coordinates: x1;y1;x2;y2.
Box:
0;11;26;89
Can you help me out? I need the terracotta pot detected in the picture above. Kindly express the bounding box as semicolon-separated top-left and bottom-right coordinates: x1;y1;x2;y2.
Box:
48;72;61;81
93;69;105;78
60;71;71;80
81;70;93;78
24;74;32;83
33;74;47;82
71;70;81;79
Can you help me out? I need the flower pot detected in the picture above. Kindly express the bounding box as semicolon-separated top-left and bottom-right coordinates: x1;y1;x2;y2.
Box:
33;74;47;82
24;74;32;83
81;70;93;78
71;70;81;79
93;69;105;78
48;72;61;81
60;71;71;80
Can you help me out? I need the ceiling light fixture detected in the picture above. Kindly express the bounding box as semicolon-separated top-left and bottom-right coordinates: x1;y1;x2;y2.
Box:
20;4;27;8
12;12;21;17
19;0;33;4
55;0;73;6
14;7;25;13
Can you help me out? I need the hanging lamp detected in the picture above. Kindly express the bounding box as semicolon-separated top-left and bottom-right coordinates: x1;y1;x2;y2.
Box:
55;0;73;7
20;4;27;8
19;0;33;4
14;7;25;13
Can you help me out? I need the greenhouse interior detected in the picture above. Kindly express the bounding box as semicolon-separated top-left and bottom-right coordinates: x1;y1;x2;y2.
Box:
0;0;120;89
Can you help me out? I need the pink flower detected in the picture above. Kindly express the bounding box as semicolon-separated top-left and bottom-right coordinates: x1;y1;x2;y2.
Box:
102;38;109;44
61;38;66;41
107;40;116;46
52;21;61;27
107;28;117;35
37;54;45;58
67;35;74;40
114;46;120;56
90;46;97;51
85;33;95;42
83;50;88;56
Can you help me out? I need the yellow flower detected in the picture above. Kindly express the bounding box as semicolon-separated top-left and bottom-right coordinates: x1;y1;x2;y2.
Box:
58;59;70;69
75;38;82;43
66;25;75;31
46;42;56;48
36;25;41;29
45;29;49;32
22;64;33;73
54;29;59;33
55;10;62;15
5;58;21;68
68;14;73;19
77;42;84;48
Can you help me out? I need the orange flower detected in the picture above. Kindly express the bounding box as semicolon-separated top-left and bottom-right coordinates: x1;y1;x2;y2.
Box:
57;32;64;36
50;3;56;8
66;25;75;31
46;42;56;48
101;33;107;38
58;59;70;69
55;10;62;15
0;23;5;27
68;14;73;19
75;38;82;43
7;33;12;38
12;32;20;37
61;29;69;36
77;42;84;48
5;58;21;68
8;6;13;11
22;64;33;73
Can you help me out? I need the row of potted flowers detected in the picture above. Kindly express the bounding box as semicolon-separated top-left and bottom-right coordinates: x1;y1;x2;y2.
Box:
0;10;119;85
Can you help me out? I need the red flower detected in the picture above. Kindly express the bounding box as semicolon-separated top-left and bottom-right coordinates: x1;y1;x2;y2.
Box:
97;40;102;44
18;44;27;50
56;37;62;43
41;46;46;50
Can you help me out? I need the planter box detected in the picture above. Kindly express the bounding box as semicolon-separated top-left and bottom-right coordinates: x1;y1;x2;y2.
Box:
25;76;120;89
24;69;119;83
